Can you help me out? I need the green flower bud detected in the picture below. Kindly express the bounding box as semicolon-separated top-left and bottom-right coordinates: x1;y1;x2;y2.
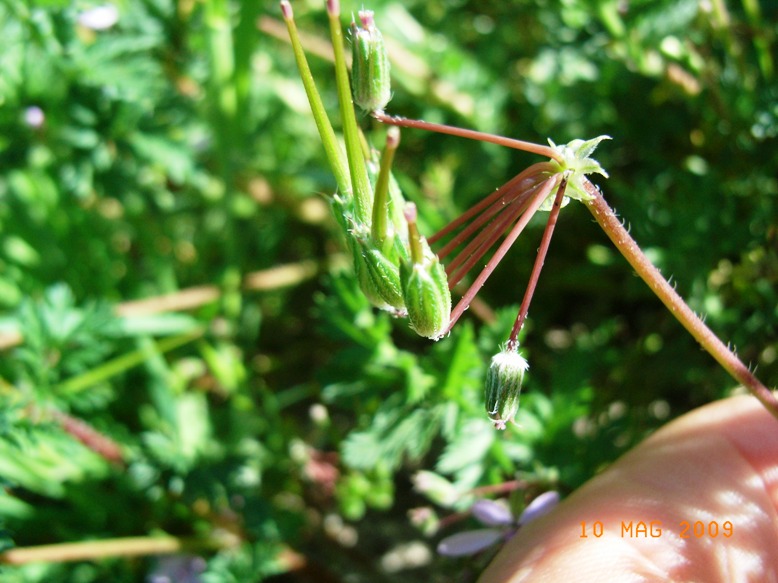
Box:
350;227;407;313
484;347;529;430
400;204;451;339
350;10;391;113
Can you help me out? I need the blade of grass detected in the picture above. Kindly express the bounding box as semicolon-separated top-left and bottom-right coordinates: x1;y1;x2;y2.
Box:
55;329;204;395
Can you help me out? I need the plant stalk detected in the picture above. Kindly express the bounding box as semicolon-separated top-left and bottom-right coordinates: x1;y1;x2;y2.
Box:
508;177;567;348
432;162;553;253
281;1;350;196
373;111;562;162
583;179;778;420
371;128;400;243
446;191;532;287
447;176;560;332
327;0;373;224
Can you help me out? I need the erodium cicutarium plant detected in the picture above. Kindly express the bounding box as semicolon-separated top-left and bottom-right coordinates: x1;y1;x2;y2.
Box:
281;0;778;427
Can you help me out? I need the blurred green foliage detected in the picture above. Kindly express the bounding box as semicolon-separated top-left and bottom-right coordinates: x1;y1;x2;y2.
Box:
0;0;775;581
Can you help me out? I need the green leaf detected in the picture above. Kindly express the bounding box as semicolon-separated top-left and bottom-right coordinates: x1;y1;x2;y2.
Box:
436;418;494;476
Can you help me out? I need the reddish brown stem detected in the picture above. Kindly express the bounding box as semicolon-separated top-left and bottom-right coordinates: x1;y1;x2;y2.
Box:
429;162;554;246
468;479;526;497
51;410;124;465
447;176;560;332
372;111;562;162
437;172;543;261
446;193;531;288
584;179;778;421
508;178;568;348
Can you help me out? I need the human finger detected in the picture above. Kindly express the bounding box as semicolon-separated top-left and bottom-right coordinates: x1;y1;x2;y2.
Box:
480;394;778;582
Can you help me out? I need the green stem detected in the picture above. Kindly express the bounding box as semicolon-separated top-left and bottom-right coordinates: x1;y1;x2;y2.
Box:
584;179;778;420
327;0;373;224
741;0;773;79
371;127;400;243
205;0;240;271
404;203;424;264
281;1;350;196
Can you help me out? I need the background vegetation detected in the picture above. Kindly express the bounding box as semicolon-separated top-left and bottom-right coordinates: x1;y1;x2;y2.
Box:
0;0;775;581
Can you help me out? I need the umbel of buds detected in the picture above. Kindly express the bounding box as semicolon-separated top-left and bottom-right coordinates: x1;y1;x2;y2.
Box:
350;10;391;113
484;346;529;430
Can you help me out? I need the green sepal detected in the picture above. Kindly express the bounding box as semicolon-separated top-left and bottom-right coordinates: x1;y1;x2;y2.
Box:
545;135;611;208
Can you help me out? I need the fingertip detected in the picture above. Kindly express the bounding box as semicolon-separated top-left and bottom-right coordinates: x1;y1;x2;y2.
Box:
480;396;778;582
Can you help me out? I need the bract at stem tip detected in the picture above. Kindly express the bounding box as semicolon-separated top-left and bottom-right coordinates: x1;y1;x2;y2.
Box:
386;126;400;148
358;10;374;28
404;202;418;224
327;0;340;17
279;0;292;20
403;203;425;265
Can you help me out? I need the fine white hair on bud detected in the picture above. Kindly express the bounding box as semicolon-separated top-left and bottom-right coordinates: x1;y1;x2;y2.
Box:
484;347;529;430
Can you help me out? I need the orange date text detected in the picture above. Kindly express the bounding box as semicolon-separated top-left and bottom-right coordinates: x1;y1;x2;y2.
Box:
579;520;734;539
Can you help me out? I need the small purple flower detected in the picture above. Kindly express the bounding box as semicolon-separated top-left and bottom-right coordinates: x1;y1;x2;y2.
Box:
470;499;513;527
147;555;206;583
437;529;503;557
437;492;560;558
77;5;119;31
518;490;559;526
24;106;45;129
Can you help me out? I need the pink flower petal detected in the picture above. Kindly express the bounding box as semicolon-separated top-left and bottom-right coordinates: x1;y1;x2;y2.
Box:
518;491;560;526
437;529;502;557
471;499;514;526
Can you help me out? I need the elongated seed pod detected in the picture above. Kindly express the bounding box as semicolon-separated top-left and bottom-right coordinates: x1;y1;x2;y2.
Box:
485;348;529;430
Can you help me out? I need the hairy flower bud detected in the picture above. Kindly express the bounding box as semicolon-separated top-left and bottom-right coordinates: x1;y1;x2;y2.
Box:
350;228;407;313
484;348;529;430
400;204;451;339
401;257;450;339
350;10;391;113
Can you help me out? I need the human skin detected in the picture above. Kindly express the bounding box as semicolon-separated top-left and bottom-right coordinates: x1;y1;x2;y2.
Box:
479;395;778;582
